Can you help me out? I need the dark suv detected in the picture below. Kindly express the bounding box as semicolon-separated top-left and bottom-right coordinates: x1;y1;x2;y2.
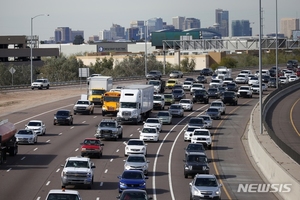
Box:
200;68;213;76
221;91;238;106
287;60;298;71
183;152;210;178
192;89;209;104
146;70;162;80
54;110;73;125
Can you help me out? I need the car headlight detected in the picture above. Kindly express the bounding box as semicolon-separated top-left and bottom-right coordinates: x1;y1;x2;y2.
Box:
194;188;201;195
139;183;146;186
215;190;220;195
81;148;86;151
120;182;126;187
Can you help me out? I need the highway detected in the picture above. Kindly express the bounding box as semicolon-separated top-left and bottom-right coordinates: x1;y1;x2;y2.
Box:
0;76;279;200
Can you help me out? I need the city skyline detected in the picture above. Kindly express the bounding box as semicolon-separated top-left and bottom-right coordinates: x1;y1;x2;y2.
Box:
1;0;299;41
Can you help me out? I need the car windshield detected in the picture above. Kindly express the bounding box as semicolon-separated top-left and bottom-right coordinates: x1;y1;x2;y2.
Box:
168;80;176;84
223;92;234;97
149;81;160;86
239;87;249;90
200;116;210;121
84;139;100;145
146;119;159;123
211;102;222;107
189;119;204;124
127;140;144;146
120;102;137;108
17;130;33;135
77;101;89;105
47;194;80;200
207;108;218;112
100;122;116;127
153;96;162;100
208;89;217;92
194;90;206;94
184;82;192;85
149;71;157;75
66;160;89;168
35;79;44;82
164;94;173;98
122;171;143;179
173;90;183;94
127;156;146;163
194;178;218;187
187;144;205;151
120;191;147;200
56;111;69;116
142;128;157;133
187;155;207;163
211;79;221;83
27;121;41;126
180;100;190;104
157;112;170;117
170;105;181;109
237;75;246;78
193;130;209;136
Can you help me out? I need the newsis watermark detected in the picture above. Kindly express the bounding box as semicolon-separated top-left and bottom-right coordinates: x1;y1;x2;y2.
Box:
237;183;292;193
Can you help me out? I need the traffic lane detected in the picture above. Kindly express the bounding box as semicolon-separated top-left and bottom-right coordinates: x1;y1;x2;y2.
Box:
211;95;276;200
267;91;300;155
150;115;195;199
168;101;237;200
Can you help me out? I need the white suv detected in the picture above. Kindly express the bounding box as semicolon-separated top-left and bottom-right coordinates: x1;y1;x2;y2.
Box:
209;100;226;115
191;129;212;149
31;78;50;90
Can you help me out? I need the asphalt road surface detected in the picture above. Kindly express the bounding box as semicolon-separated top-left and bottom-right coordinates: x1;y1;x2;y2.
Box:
0;76;279;200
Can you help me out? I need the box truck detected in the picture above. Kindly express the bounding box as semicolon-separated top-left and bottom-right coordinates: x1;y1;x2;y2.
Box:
88;76;113;105
117;85;154;124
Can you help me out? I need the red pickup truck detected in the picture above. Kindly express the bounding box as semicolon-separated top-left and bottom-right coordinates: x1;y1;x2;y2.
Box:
80;138;104;158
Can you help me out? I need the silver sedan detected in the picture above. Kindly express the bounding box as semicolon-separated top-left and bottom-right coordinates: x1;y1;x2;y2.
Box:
15;129;37;144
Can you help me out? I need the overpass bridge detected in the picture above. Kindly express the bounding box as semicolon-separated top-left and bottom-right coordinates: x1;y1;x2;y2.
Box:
162;37;300;53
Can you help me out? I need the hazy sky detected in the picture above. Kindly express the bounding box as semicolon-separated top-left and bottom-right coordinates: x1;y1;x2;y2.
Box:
1;0;299;41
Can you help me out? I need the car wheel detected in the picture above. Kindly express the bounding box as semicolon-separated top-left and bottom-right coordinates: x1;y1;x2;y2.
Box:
91;109;94;114
208;145;212;150
46;85;49;89
74;112;77;115
184;173;188;178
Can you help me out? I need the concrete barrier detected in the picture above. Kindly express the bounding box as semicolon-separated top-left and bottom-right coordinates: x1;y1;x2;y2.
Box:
248;82;300;200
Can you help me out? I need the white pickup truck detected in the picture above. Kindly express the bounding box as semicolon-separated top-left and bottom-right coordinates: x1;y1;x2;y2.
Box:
73;99;94;115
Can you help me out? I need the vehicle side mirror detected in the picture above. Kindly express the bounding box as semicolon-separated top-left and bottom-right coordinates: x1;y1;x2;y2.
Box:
183;159;186;162
145;176;149;179
91;165;96;169
189;182;192;186
100;143;104;146
147;160;150;163
219;184;223;187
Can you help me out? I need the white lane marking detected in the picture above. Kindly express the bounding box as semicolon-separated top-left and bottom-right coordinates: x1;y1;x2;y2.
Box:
96;197;100;200
56;168;60;173
82;121;86;123
21;157;25;160
7;168;12;172
33;148;38;151
93;116;97;119
104;169;108;173
116;149;119;153
70;126;74;129
75;148;79;152
168;107;206;200
46;140;50;143
152;105;207;200
110;159;113;162
137;128;140;131
46;181;50;186
59;133;63;136
14;104;74;125
100;182;103;186
36;197;41;200
130;134;133;137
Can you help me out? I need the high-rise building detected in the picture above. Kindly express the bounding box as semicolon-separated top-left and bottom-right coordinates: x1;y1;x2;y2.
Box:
172;16;185;30
71;30;84;42
126;27;140;41
183;18;201;29
110;24;125;40
130;20;145;28
147;18;163;37
232;20;251;37
215;9;229;37
55;27;71;43
88;35;99;42
280;18;300;38
99;30;111;41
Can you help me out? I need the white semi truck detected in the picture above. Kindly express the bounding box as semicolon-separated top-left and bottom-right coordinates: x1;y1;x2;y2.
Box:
117;85;154;124
88;76;113;105
215;66;232;80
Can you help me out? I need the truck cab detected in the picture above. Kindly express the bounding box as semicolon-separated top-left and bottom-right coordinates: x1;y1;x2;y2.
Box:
88;76;113;105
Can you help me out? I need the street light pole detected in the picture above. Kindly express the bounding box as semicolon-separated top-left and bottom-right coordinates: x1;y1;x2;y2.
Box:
30;14;49;85
144;21;148;77
275;0;279;88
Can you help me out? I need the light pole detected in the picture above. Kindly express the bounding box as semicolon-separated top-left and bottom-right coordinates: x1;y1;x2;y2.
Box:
31;14;49;84
144;21;148;77
275;0;279;88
